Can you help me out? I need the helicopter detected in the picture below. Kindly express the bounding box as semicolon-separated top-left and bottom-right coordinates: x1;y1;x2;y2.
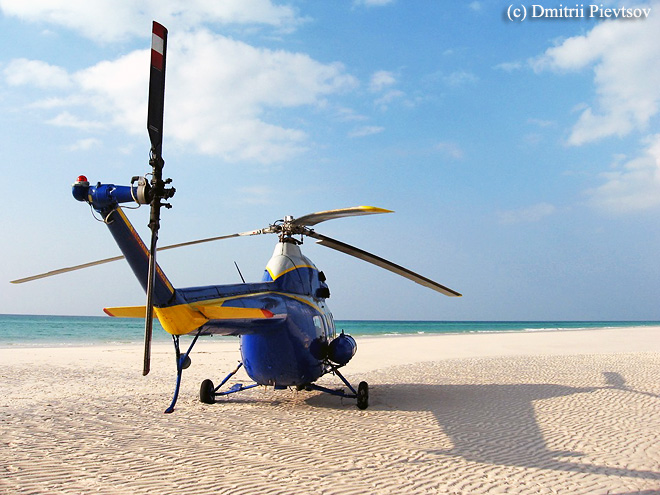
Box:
11;22;461;413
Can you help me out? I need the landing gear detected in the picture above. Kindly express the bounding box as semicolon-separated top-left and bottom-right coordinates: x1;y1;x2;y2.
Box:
199;361;369;410
164;330;202;414
357;381;369;410
305;365;369;409
199;362;259;405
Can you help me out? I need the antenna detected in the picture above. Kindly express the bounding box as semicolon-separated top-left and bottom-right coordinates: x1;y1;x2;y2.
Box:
234;261;246;283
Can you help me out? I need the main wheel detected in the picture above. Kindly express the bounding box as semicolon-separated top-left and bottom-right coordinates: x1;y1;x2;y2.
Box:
200;379;215;404
356;381;369;410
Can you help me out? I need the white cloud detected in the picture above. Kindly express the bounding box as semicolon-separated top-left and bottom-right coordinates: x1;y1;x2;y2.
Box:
532;2;660;145
374;89;405;108
368;70;404;109
236;185;276;205
335;107;368;122
498;203;556;224
74;49;149;134
349;125;384;138
587;134;660;213
67;137;102;151
0;0;302;42
4;30;357;163
435;141;464;160
494;61;523;72
527;118;555;128
369;70;396;92
47;111;105;131
163;30;357;161
444;70;478;88
4;58;72;89
355;0;395;6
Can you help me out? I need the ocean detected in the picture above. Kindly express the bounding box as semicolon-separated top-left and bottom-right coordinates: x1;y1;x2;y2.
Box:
0;314;657;347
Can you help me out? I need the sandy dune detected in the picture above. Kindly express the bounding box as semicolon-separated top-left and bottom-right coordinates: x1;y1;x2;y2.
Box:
2;327;659;494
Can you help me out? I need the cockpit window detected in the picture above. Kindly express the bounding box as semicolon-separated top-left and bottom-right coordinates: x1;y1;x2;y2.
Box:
325;314;336;340
313;315;324;333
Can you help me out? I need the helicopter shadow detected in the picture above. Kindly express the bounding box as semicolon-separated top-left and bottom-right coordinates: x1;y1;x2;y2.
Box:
602;371;660;399
307;372;660;481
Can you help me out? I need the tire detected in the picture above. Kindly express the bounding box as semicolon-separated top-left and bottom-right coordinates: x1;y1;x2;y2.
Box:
200;379;215;404
356;381;369;410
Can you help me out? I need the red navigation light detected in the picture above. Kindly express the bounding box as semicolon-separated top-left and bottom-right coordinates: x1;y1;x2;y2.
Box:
72;175;90;202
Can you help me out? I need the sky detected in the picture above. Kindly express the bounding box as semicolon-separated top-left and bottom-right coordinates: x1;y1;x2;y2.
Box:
2;0;660;320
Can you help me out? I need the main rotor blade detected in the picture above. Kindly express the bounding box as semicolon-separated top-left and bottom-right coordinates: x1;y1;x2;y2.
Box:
308;232;462;297
10;230;264;285
155;229;265;250
10;255;126;284
292;206;393;227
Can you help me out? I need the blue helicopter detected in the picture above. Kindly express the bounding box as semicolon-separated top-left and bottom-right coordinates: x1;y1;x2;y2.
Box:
12;22;461;413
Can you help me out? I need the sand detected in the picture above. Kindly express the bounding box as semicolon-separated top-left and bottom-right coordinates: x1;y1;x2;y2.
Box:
1;327;659;494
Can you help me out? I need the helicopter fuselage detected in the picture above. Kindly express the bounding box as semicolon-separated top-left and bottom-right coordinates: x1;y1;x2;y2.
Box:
74;178;356;388
192;241;342;388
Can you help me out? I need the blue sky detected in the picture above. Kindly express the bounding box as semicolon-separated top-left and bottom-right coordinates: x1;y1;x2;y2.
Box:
2;0;660;320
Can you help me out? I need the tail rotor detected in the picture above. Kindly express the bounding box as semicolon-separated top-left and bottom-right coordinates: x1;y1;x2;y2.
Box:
143;21;175;376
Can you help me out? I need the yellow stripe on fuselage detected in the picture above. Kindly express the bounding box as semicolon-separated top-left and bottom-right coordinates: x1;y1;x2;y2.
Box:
266;264;316;281
200;291;325;314
196;305;274;320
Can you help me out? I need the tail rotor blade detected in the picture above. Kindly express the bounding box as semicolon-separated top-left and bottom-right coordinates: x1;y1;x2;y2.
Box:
143;229;158;376
147;21;167;155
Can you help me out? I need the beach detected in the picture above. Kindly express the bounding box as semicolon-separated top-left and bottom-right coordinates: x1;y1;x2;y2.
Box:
2;326;659;494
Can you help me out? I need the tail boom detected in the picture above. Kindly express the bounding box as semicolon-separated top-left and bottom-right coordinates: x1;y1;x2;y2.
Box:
73;177;177;308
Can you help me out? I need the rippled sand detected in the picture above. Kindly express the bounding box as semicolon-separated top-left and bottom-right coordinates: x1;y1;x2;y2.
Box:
2;327;659;494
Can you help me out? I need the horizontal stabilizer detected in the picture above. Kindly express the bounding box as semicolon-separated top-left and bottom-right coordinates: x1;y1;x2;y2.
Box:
104;306;150;318
104;304;275;320
103;306;274;320
103;303;281;336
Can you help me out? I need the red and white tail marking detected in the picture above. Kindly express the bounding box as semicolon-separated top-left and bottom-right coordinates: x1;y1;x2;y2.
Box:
151;23;167;71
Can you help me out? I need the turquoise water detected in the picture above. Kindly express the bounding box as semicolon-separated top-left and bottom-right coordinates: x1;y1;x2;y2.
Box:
0;314;657;347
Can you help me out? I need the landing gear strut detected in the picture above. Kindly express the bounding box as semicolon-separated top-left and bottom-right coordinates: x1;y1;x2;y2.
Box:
199;362;259;404
305;365;369;409
164;329;202;414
